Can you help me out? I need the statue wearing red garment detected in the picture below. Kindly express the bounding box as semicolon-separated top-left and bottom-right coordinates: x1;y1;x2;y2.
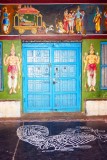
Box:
4;43;21;94
83;44;100;91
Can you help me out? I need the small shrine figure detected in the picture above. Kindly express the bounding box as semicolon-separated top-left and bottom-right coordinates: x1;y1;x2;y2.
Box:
63;9;69;33
2;7;10;34
4;43;21;94
83;44;100;91
56;20;66;33
93;7;102;33
75;6;84;34
68;11;75;33
104;11;107;29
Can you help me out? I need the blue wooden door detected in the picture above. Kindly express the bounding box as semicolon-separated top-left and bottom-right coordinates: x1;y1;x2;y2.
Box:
22;43;81;113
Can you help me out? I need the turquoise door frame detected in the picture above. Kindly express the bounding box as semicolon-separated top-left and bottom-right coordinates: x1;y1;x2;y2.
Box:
22;42;81;113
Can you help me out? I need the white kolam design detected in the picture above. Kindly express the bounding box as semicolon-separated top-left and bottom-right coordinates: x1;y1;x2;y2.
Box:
17;125;107;152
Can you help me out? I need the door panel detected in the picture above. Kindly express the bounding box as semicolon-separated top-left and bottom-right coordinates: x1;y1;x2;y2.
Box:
22;43;81;112
53;48;79;111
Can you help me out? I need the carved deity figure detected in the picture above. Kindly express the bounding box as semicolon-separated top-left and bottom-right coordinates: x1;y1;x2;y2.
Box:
2;7;10;34
83;44;100;91
93;7;102;33
104;11;107;30
68;11;75;33
75;6;84;34
4;43;21;94
63;9;69;33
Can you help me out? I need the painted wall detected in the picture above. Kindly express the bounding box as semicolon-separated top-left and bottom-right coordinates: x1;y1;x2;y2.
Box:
0;40;22;100
0;4;107;35
0;39;107;115
0;2;107;116
82;39;107;114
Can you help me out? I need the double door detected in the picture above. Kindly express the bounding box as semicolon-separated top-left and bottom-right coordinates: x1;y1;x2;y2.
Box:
22;42;81;112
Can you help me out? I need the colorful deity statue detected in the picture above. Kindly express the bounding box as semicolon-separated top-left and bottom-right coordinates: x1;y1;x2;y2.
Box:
104;11;107;30
56;20;66;33
2;7;10;34
4;43;21;94
83;44;100;91
68;10;75;33
93;7;102;33
63;9;69;33
75;6;84;34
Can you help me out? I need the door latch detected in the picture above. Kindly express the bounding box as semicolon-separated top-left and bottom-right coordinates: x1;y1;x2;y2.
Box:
53;78;56;84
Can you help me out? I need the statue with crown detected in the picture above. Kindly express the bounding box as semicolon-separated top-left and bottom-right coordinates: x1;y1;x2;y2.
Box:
93;7;102;33
4;43;21;94
2;7;10;34
83;44;100;91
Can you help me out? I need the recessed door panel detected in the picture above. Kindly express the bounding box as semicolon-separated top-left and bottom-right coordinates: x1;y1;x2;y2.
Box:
22;43;81;112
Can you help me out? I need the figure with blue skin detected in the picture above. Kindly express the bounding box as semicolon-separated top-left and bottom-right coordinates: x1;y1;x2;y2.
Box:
75;6;84;34
2;7;10;34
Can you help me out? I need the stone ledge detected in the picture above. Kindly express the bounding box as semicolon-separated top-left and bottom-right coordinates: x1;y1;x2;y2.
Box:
0;101;21;117
85;100;107;116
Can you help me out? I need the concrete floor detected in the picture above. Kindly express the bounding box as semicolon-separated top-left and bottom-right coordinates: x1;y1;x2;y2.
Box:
0;120;107;160
1;112;107;122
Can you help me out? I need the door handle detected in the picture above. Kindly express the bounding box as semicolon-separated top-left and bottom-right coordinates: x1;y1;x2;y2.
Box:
53;78;57;84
